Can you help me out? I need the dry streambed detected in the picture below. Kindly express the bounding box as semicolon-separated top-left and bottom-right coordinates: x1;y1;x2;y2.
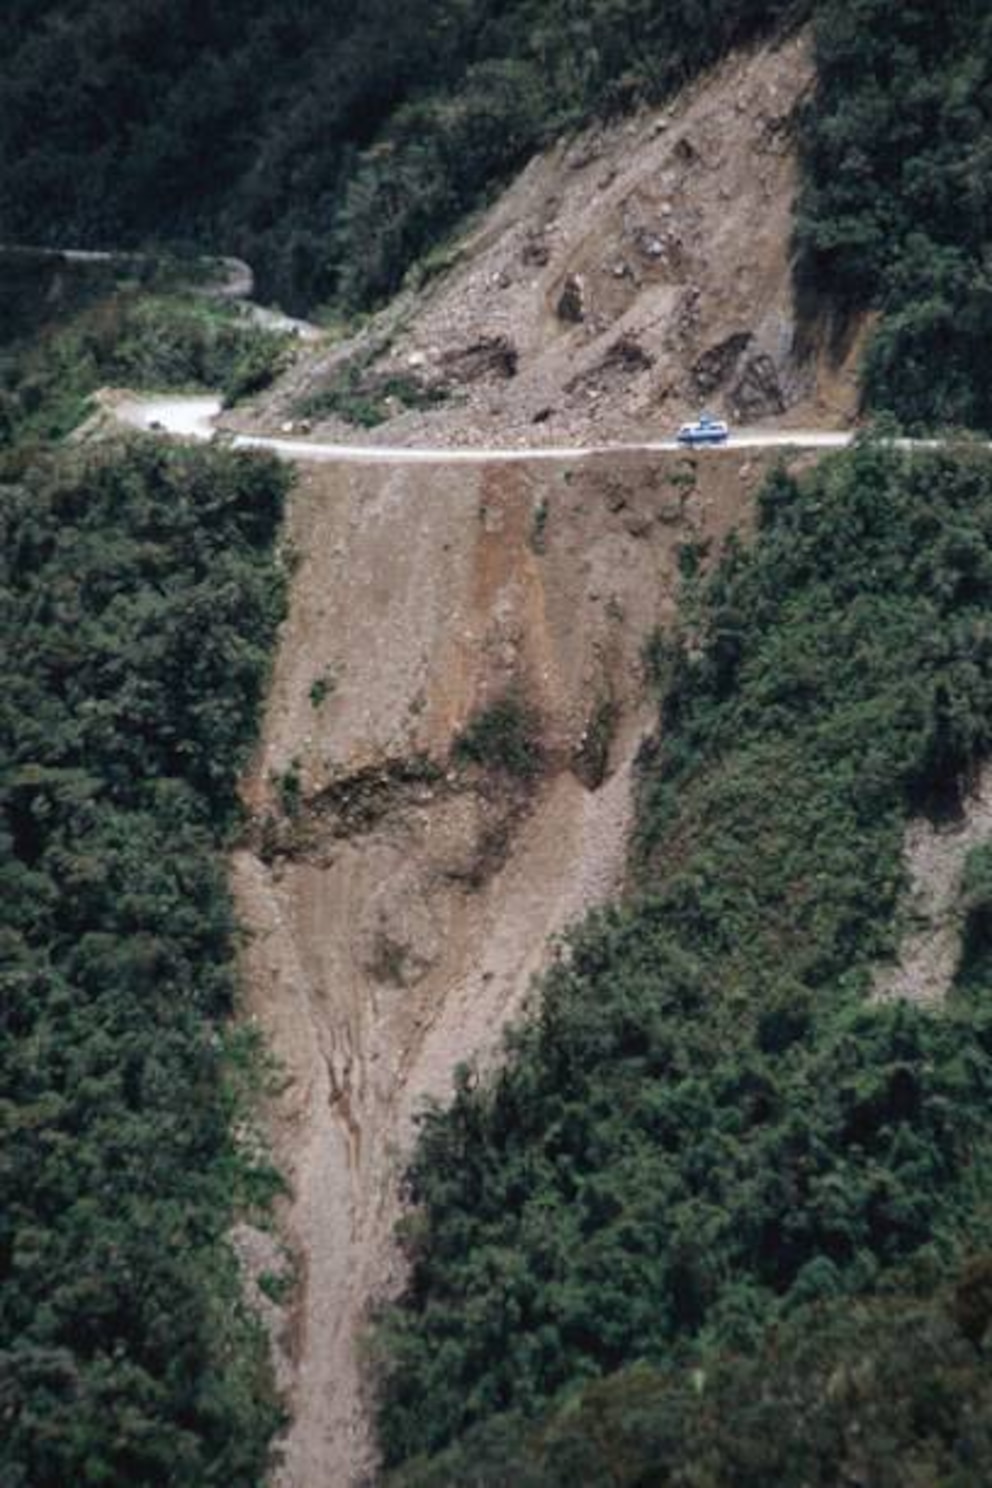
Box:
234;448;771;1485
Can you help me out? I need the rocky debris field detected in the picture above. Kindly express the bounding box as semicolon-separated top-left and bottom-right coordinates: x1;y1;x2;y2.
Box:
242;31;866;454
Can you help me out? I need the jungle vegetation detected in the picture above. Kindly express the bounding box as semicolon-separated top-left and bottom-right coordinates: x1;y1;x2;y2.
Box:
0;433;290;1485
798;0;992;431
0;2;805;313
376;442;992;1478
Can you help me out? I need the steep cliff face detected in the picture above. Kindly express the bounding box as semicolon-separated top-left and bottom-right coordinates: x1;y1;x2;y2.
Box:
247;31;865;454
225;29;865;1487
232;446;794;1485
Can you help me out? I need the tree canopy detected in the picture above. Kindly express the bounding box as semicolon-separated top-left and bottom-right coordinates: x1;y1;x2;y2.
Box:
0;437;289;1485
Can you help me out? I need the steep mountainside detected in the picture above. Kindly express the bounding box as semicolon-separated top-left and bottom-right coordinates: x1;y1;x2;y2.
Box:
0;1;803;312
5;5;992;1488
242;34;864;451
233;446;780;1485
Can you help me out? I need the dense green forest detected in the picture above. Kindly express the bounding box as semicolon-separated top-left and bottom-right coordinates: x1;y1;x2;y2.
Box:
377;443;992;1477
388;1265;992;1485
0;434;289;1484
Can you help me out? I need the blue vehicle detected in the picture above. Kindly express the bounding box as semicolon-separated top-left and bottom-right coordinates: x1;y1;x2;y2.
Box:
676;413;730;447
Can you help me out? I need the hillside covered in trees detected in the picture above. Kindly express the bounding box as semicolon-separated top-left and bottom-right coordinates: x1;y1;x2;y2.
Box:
0;401;290;1480
0;1;801;312
4;3;992;1486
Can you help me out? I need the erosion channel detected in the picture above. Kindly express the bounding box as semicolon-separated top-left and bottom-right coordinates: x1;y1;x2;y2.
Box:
233;446;782;1485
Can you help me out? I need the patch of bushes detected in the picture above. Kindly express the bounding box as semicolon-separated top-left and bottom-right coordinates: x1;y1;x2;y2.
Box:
374;444;992;1470
0;291;291;446
297;364;447;429
454;696;544;780
309;671;336;708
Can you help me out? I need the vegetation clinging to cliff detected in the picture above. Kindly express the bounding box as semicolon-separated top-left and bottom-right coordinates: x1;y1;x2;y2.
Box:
0;439;289;1484
376;443;992;1472
798;0;992;430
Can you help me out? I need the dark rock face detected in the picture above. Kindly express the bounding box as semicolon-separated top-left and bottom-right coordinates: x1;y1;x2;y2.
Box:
521;232;551;267
557;273;586;324
730;351;786;420
692;332;752;395
600;334;654;373
440;336;519;382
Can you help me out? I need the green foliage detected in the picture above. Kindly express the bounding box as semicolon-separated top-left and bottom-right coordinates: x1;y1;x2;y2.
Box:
276;762;303;818
0;292;290;446
0;439;289;1484
797;0;992;430
957;841;992;991
0;2;806;314
454;696;544;780
389;1259;992;1486
220;327;293;408
572;697;619;789
530;497;550;554
375;444;992;1470
309;672;336;709
297;363;447;430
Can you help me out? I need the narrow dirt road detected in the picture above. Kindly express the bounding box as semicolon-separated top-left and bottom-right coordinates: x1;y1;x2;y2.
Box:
115;391;854;460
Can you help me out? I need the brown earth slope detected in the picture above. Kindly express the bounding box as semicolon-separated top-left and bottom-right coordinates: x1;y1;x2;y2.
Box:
243;30;866;454
226;28;863;1485
233;447;792;1486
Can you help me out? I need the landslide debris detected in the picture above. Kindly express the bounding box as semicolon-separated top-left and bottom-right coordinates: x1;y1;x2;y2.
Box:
242;32;865;453
233;447;776;1486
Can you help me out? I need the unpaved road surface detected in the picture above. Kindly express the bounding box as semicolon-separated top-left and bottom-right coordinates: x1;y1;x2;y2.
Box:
115;391;854;460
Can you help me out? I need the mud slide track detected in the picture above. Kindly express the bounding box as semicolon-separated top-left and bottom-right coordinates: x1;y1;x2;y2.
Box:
111;397;867;1485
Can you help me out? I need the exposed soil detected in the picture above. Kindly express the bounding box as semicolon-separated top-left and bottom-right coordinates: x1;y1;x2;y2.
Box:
874;770;992;1007
242;30;867;454
233;447;785;1486
224;29;874;1485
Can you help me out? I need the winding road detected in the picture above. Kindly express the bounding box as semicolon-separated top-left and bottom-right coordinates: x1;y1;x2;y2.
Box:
114;393;862;464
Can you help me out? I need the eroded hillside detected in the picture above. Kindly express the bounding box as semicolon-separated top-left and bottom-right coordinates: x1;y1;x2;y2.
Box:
233;447;786;1485
245;32;864;453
